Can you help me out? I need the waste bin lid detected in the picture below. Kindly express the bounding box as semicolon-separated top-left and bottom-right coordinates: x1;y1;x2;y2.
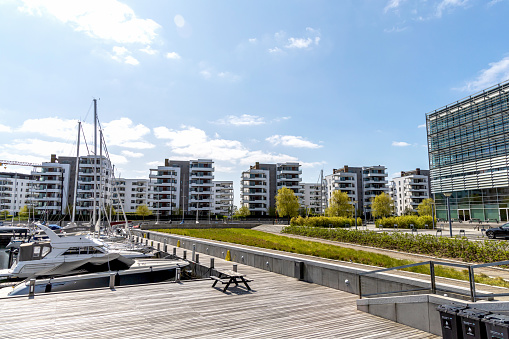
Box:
437;304;468;314
482;314;509;326
458;308;491;320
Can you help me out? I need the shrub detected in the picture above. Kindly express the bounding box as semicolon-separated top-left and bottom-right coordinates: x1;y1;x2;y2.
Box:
375;215;435;229
290;216;362;228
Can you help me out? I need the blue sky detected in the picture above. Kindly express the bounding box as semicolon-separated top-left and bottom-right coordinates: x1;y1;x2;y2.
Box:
1;0;509;205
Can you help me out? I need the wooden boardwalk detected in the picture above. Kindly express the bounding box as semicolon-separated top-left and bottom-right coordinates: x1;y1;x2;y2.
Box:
0;252;438;338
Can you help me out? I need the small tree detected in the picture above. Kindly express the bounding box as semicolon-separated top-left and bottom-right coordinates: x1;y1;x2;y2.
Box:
418;198;434;216
371;192;393;219
235;205;251;218
136;204;152;220
19;205;29;219
276;187;300;220
403;206;416;216
0;210;8;220
327;191;354;217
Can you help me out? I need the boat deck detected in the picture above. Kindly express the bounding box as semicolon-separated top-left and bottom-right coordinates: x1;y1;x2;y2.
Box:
0;254;438;338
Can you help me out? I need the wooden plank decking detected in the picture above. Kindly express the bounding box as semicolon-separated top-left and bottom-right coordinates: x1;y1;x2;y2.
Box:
0;252;438;338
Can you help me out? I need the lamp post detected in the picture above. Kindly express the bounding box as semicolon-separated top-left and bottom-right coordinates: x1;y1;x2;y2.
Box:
443;192;453;237
353;200;357;230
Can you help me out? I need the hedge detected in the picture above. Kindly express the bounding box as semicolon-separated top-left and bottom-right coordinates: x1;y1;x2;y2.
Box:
291;216;363;228
282;225;509;264
375;215;436;229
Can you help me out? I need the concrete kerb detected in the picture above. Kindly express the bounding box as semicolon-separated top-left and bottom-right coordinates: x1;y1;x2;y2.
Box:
134;229;495;301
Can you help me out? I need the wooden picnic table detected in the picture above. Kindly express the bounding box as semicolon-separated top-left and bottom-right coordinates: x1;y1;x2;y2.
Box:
210;268;252;292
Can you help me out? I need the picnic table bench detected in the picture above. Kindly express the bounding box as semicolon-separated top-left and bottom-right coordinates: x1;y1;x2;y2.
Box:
211;268;252;292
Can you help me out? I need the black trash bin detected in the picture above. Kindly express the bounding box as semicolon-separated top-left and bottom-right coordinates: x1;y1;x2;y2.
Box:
482;314;509;339
458;308;491;339
437;304;468;339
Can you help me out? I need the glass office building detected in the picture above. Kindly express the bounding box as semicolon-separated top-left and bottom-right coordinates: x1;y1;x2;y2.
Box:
426;80;509;222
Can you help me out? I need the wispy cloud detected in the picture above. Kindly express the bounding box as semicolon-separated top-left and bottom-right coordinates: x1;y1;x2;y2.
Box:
418;124;426;128
458;56;509;92
384;26;408;33
18;0;161;45
121;150;144;158
266;135;322;149
111;46;139;65
488;0;503;7
392;141;411;147
166;52;181;60
140;45;158;55
215;115;265;126
384;0;406;13
0;124;12;133
435;0;469;18
267;27;320;54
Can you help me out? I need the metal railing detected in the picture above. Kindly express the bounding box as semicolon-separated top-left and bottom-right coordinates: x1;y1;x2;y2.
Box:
358;259;509;302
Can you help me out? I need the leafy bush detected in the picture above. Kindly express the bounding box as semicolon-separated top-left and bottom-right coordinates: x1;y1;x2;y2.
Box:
282;225;509;264
291;216;362;228
375;215;435;229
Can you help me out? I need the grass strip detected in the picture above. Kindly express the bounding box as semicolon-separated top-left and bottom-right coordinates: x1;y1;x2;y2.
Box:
153;228;509;289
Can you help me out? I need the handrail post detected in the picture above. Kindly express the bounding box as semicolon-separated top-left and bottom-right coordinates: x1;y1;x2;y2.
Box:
430;261;436;295
358;274;362;299
469;266;476;302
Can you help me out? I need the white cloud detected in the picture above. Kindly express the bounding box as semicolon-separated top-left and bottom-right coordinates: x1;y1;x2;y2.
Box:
392;141;411;147
121;150;144;158
18;0;161;45
384;0;406;13
0;124;13;133
384;26;408;33
108;153;128;164
110;46;139;65
418;124;426;128
285;37;314;49
215;115;265;126
140;45;158;55
268;47;282;54
435;0;468;18
301;161;327;168
266;135;322;149
19;117;79;140
459;56;509;92
166;52;181;60
102;118;153;149
248;38;257;43
272;116;291;122
488;0;502;6
239;151;298;166
200;70;212;79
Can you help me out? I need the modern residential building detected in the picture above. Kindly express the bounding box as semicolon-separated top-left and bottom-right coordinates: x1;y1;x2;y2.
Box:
112;178;149;214
324;165;388;219
212;181;234;216
426;79;509;222
30;160;71;216
148;159;214;218
240;162;302;216
0;172;32;216
389;168;430;216
301;182;325;215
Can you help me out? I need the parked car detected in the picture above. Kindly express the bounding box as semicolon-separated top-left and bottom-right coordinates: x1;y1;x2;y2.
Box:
486;223;509;239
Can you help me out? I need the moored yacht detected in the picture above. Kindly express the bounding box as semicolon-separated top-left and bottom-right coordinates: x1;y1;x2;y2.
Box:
0;224;152;279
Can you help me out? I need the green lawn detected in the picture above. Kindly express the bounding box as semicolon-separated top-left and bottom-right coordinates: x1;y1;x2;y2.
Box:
153;228;509;289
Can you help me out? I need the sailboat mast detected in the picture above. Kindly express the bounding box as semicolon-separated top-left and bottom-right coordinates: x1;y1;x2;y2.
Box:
71;121;81;224
96;129;103;233
92;99;97;226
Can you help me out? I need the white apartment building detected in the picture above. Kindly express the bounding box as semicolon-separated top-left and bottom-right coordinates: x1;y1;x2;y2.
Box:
390;168;430;215
148;162;181;217
30;162;71;216
240;164;271;215
112;178;149;214
189;159;214;216
0;172;31;216
241;162;302;216
212;181;234;216
148;159;215;218
324;165;388;219
301;183;325;215
75;155;113;217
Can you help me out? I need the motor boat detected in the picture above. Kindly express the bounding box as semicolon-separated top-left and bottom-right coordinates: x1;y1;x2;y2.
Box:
0;223;153;280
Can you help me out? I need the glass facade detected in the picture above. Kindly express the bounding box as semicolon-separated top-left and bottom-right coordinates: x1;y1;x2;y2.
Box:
427;80;509;222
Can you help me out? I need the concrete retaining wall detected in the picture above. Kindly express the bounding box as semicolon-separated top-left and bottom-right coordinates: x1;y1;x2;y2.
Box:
132;230;486;299
140;223;261;230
